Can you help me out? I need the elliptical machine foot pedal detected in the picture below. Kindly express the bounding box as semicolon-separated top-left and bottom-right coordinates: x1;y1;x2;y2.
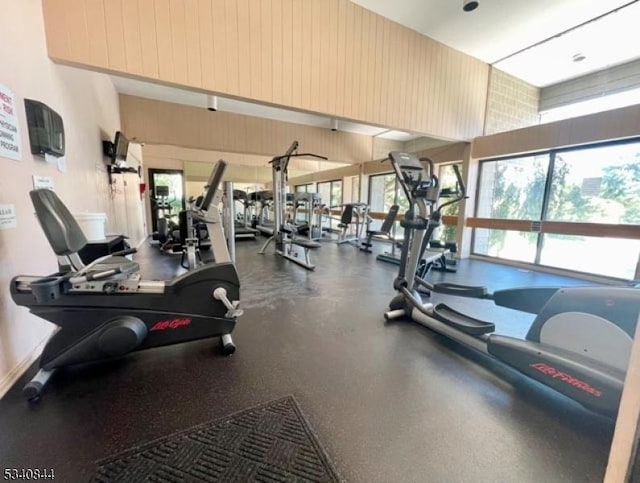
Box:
432;303;495;335
432;282;488;298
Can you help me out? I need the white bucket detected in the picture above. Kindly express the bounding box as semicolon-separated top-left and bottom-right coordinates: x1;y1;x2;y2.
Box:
74;212;107;241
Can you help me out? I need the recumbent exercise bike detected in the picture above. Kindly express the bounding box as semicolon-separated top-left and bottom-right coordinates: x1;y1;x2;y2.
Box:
11;160;242;400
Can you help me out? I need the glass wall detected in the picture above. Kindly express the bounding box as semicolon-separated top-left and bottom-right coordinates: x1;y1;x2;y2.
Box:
295;183;315;193
317;180;342;207
476;154;549;220
368;173;398;232
474;154;549;262
317;180;343;230
434;163;463;244
473;140;640;279
546;144;640;225
344;175;360;203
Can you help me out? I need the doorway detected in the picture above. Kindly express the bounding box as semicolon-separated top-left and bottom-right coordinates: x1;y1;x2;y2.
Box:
148;169;185;233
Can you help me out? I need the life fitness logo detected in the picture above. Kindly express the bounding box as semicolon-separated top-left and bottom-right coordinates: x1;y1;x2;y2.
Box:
530;362;603;397
150;317;192;331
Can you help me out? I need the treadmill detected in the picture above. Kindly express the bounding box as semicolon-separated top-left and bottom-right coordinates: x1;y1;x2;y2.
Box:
233;189;259;239
252;190;275;236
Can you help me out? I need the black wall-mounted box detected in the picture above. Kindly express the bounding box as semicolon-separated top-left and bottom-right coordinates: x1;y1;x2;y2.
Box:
24;99;65;157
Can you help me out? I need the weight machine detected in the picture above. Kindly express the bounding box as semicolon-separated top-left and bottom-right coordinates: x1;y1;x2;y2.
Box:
259;141;327;270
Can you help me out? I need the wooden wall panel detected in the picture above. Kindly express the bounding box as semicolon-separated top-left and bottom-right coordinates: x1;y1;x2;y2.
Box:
198;0;214;89
120;94;374;163
121;0;144;75
169;0;189;85
249;2;263;100
318;2;331;114
260;0;274;102
138;0;160;78
85;0;109;67
67;0;91;63
236;0;251;97
42;1;70;60
154;0;174;81
473;105;640;159
42;0;490;140
103;0;127;71
211;0;227;92
184;0;203;87
281;0;293;107
224;0;240;96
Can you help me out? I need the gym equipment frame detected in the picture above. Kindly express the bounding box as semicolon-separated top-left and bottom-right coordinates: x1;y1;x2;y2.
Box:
384;151;639;417
259;141;327;270
11;160;242;400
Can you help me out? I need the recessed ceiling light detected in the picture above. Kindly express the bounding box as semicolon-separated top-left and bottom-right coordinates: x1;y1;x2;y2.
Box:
463;0;479;12
572;53;586;63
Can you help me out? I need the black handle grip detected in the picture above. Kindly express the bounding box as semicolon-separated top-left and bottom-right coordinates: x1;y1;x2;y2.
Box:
432;282;488;298
110;248;137;257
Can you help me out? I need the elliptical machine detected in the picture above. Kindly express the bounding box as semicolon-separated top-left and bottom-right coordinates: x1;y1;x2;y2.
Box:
383;151;639;417
151;185;179;247
11;160;242;400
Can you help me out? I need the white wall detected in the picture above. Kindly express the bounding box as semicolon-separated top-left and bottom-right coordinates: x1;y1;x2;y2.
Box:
108;143;147;245
0;0;142;395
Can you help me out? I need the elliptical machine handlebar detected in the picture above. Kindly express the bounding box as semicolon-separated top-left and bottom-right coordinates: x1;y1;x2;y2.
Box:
436;164;467;215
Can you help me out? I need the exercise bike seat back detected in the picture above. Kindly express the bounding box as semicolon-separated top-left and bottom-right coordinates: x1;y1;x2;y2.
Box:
30;189;139;277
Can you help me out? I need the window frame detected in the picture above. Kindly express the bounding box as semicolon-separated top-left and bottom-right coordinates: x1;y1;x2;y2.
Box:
470;136;640;280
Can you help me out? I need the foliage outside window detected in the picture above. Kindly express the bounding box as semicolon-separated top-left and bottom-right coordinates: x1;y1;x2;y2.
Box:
152;172;184;218
435;163;463;244
547;144;640;225
473;140;640;280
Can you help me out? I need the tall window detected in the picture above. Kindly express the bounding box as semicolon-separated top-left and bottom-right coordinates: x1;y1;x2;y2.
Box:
295;183;315;193
317;180;342;207
368;173;410;239
540;143;640;279
474;154;549;263
344;176;360;203
435;163;463;244
472;140;640;280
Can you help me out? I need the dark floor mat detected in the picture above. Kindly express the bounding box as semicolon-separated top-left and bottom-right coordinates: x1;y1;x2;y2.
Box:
93;396;340;482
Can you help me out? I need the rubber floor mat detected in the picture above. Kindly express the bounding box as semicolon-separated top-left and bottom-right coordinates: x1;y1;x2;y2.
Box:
93;396;340;482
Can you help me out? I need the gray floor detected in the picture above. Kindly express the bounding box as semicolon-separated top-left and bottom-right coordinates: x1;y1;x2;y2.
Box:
0;237;615;482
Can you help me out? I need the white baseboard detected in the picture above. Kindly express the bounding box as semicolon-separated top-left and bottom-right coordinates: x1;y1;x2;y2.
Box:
136;236;148;249
0;335;48;399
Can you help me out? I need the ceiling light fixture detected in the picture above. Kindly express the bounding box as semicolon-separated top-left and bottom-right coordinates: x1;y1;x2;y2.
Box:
572;53;586;63
206;95;218;112
463;0;479;12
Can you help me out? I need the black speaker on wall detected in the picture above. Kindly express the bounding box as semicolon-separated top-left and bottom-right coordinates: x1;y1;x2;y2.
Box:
24;99;65;157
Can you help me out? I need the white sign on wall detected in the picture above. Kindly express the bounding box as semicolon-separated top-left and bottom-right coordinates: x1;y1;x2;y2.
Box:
0;204;17;229
33;175;55;190
0;83;21;161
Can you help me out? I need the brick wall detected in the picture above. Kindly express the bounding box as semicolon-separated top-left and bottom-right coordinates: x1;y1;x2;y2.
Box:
484;68;540;136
